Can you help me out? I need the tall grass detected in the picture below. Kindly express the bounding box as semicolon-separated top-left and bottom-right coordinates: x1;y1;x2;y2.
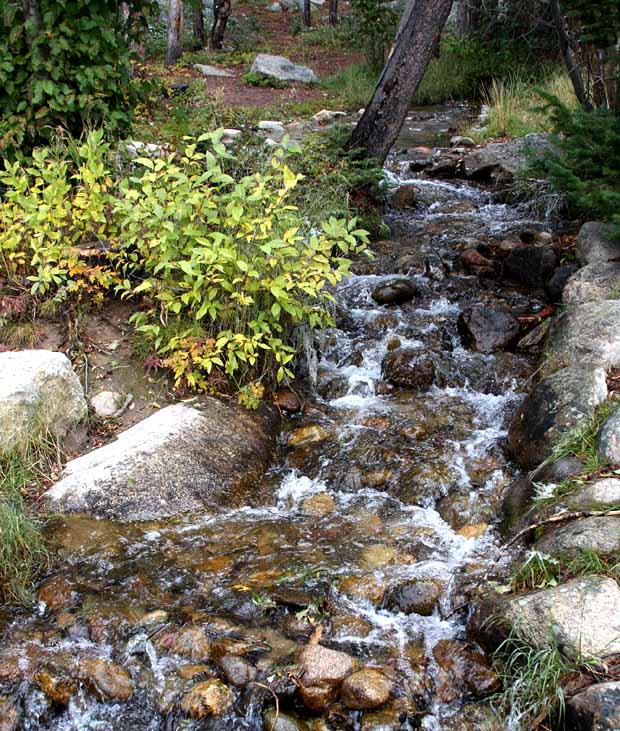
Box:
321;64;379;112
472;72;576;141
0;430;56;604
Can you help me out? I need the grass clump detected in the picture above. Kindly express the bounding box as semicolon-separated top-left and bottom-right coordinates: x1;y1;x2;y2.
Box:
321;64;379;112
243;71;290;89
0;433;55;605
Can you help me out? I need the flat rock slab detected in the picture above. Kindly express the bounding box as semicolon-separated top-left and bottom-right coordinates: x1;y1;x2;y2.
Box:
194;63;233;77
464;134;554;181
568;681;620;730
545;300;620;372
563;262;620;306
45;400;279;521
250;53;318;84
576;221;620;265
508;366;607;469
536;516;620;556
0;350;87;450
492;576;620;660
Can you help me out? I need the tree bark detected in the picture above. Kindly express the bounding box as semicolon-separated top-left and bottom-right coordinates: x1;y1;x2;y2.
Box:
347;0;454;164
165;0;184;66
550;0;591;111
22;0;42;50
303;0;312;27
192;2;206;48
329;0;338;25
211;0;231;49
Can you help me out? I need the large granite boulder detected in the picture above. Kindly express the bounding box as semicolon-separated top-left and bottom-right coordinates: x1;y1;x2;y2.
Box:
598;411;620;466
545;301;620;372
250;54;318;84
576;222;620;265
536;516;620;557
508;366;607;469
563;262;620;306
473;576;620;660
0;350;87;450
464;134;555;183
45;399;279;521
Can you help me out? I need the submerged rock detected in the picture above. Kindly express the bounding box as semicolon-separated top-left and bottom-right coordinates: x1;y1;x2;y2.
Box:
250;53;318;84
0;349;87;449
576;221;620;265
340;668;392;709
381;349;435;390
567;681;620;730
181;679;235;719
80;658;133;701
508;366;607;469
0;697;19;731
457;304;519;353
45;400;278;521
432;640;498;702
37;576;75;612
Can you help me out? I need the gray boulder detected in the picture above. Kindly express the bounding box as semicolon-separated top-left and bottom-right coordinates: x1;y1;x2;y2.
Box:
480;576;620;660
563;262;620;306
598;412;620;466
536;516;620;556
545;301;620;372
562;478;620;511
576;222;620;265
0;350;87;450
464;134;555;182
45;399;279;521
250;54;318;84
508;366;607;469
193;63;233;77
568;682;620;730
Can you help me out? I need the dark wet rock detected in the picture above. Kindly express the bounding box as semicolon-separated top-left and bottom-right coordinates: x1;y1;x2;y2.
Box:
273;390;302;413
371;278;417;305
517;318;551;351
563;262;620;306
472;576;620;660
457;304;520;353
381;349;435;390
45;399;279;521
598;411;620;466
37;575;75;612
508;366;607;469
340;668;393;710
533;456;586;483
264;709;309;731
384;579;444;616
567;681;620;730
464;134;554;183
502;245;558;289
576;221;620;265
545;301;620;372
80;658;133;701
180;679;235;719
432;640;499;702
391;184;417;209
218;655;256;687
155;625;211;661
435;351;532;395
297;644;359;712
428;156;461;178
536;516;620;556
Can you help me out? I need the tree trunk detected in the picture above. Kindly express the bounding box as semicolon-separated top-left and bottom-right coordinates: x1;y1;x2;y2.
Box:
22;0;42;51
329;0;338;25
192;2;206;48
303;0;311;27
211;0;231;49
550;0;591;111
165;0;184;66
348;0;454;163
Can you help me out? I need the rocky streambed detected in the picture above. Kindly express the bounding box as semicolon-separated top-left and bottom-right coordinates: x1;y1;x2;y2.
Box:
2;124;620;731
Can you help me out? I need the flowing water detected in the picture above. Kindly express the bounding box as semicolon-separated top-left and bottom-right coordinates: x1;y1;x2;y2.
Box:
0;114;552;730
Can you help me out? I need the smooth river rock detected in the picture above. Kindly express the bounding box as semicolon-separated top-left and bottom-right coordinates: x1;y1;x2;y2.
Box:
339;668;392;709
297;644;358;711
457;304;520;353
250;53;318;84
568;681;620;730
576;221;620;265
508;366;607;469
545;300;620;372
0;350;87;449
45;399;279;521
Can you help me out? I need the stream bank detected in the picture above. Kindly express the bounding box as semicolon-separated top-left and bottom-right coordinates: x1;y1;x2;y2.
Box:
1;115;611;731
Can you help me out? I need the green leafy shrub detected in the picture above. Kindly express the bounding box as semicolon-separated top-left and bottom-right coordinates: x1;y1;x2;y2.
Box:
0;128;119;303
0;0;154;158
114;132;370;391
536;93;620;227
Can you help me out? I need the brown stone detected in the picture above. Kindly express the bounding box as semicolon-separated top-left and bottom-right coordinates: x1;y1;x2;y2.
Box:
37;576;74;612
156;625;211;661
432;640;499;702
0;697;19;731
340;668;392;709
301;492;337;517
273;390;302;413
298;644;359;712
180;679;235;719
288;425;328;447
80;658;133;701
36;669;77;705
392;184;417;209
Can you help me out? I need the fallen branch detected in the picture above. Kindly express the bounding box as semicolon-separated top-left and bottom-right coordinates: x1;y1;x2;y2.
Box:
249;682;279;731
